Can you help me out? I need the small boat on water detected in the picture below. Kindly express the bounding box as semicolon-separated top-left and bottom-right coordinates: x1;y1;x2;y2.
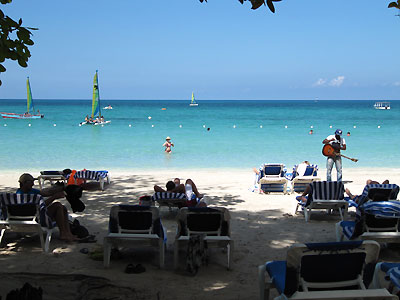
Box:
80;71;111;126
103;105;113;110
374;101;391;110
1;77;44;119
190;92;198;106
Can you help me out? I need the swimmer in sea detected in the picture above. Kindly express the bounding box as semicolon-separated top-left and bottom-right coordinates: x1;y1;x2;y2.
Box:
163;136;174;153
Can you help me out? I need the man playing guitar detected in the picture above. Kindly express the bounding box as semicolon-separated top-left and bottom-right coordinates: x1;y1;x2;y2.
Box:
323;129;346;181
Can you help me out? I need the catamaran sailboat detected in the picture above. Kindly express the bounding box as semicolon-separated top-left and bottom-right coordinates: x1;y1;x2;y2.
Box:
1;77;44;119
190;92;198;106
80;70;110;126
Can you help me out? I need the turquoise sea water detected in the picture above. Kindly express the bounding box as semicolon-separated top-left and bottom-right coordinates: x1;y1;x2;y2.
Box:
0;99;399;171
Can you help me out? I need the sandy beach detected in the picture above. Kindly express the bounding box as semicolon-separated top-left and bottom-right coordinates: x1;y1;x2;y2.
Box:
0;168;399;300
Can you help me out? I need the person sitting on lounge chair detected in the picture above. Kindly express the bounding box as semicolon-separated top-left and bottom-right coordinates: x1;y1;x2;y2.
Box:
297;179;390;204
154;178;205;207
17;173;79;242
345;179;389;204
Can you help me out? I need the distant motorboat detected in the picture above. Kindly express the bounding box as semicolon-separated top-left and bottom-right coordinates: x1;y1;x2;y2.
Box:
1;77;44;119
374;101;390;110
103;105;113;110
190;92;198;106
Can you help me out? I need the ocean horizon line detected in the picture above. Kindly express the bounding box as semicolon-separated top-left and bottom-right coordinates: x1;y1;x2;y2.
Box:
0;99;399;102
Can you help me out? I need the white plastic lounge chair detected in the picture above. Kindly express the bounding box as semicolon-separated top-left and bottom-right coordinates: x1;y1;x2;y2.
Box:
151;192;187;209
258;240;397;300
103;205;166;268
174;207;233;270
0;193;56;252
336;200;400;243
258;163;288;194
372;262;400;297
68;170;110;190
295;181;348;222
38;171;66;189
290;164;320;194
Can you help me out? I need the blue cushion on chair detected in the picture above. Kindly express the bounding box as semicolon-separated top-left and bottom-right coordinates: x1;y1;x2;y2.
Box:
304;166;314;176
265;166;282;176
266;261;286;294
339;220;355;239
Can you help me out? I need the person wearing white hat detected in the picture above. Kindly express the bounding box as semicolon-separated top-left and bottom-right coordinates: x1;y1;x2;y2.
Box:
163;136;174;153
322;129;346;181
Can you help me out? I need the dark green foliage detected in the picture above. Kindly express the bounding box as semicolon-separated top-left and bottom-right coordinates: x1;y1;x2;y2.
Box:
389;0;400;9
0;0;37;86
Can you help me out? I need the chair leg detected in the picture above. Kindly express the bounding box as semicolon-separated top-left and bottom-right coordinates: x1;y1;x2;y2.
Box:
258;264;270;300
103;238;111;268
174;240;179;270
335;222;344;242
100;178;104;190
43;228;53;252
227;240;234;270
38;227;46;252
0;228;6;245
159;239;165;269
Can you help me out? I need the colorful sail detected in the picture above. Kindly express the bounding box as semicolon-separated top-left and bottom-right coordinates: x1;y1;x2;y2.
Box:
26;77;34;113
190;92;198;106
92;70;101;118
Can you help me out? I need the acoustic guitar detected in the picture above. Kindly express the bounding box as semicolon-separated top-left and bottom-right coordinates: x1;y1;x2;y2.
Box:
322;144;358;162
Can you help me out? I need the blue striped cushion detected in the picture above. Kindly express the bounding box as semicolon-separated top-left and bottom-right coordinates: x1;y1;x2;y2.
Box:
151;192;187;201
311;181;344;201
72;170;108;181
0;193;54;228
357;184;399;206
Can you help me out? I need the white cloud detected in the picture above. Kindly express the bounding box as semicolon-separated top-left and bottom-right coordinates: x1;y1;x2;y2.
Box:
313;78;327;86
329;76;345;87
394;81;400;86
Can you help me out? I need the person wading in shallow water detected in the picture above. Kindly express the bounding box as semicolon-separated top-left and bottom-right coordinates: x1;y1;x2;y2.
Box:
163;136;174;153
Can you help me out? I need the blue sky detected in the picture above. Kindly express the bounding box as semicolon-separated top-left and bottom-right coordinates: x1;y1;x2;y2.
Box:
0;0;399;100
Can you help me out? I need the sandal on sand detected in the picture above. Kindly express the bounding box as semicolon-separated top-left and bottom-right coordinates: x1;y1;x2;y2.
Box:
79;248;89;254
125;264;146;274
78;235;97;243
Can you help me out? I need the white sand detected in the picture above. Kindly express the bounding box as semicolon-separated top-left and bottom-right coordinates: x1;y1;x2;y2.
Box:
0;168;399;300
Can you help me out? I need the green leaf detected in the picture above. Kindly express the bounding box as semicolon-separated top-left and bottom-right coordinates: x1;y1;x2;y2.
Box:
17;57;27;67
251;0;265;10
266;0;275;12
0;9;4;19
17;27;30;41
24;39;34;46
0;79;2;87
388;2;398;8
0;63;6;72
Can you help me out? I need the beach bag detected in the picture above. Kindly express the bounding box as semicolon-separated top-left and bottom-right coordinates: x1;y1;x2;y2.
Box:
69;218;89;238
186;234;208;275
64;185;85;213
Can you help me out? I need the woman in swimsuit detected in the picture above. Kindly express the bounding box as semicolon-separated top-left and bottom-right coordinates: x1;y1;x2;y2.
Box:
163;136;174;153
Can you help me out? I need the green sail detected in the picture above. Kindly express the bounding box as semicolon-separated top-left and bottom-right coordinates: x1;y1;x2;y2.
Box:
92;70;101;118
26;77;34;113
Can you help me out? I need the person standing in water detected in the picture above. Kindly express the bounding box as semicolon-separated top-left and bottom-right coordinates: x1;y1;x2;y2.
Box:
163;136;174;153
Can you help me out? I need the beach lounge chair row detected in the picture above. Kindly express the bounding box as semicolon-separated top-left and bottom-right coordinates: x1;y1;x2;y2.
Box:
38;170;110;190
259;240;398;300
256;163;319;195
103;205;233;270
